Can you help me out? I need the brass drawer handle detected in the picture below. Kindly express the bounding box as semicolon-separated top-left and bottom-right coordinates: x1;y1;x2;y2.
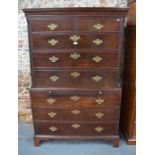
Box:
95;127;104;133
47;23;58;31
70;72;80;78
93;23;104;30
92;56;103;63
72;124;80;129
49;75;59;82
48;112;57;118
71;109;80;115
95;112;104;118
49;56;59;63
93;39;103;46
95;98;104;105
70;96;80;102
48;39;58;46
49;126;58;132
46;98;56;105
92;75;102;82
70;52;81;60
70;35;80;45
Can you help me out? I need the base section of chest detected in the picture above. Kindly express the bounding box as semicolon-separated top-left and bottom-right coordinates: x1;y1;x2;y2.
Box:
33;133;120;148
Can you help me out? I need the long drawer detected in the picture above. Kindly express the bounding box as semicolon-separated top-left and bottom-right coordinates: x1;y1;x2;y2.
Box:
32;34;120;49
30;89;121;107
34;121;118;136
32;51;119;69
32;70;119;89
33;107;120;122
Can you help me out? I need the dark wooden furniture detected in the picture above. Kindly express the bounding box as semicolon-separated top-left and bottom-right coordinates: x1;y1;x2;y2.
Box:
23;8;127;147
120;1;136;144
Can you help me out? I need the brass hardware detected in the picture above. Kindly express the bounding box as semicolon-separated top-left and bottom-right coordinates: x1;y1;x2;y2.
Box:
95;127;104;132
48;39;58;46
47;23;58;30
49;75;59;82
48;112;57;118
70;96;80;102
70;72;80;78
70;52;81;60
46;98;56;105
92;75;102;82
72;124;80;129
49;126;58;132
95;112;104;118
71;109;80;115
95;98;104;105
93;39;103;46
70;35;80;42
93;23;104;30
49;56;59;63
117;19;120;22
92;56;103;63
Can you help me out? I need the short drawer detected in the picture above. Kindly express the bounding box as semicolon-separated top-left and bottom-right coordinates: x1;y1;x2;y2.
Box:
30;89;121;107
34;122;118;136
32;34;120;49
31;18;73;32
77;17;120;32
32;50;119;69
33;107;120;122
32;70;119;89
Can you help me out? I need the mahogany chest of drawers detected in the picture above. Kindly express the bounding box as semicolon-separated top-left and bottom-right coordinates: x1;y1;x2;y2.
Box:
23;8;127;147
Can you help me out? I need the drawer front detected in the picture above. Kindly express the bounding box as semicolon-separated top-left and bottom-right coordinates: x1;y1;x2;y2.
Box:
32;51;119;69
31;18;73;32
32;34;119;49
35;122;118;136
77;18;120;32
30;90;121;107
33;107;120;122
32;70;118;89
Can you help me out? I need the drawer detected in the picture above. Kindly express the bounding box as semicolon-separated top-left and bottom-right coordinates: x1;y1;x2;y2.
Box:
30;89;121;107
31;18;73;32
33;107;120;122
32;34;120;49
35;122;118;136
32;50;119;69
77;17;120;32
32;70;119;89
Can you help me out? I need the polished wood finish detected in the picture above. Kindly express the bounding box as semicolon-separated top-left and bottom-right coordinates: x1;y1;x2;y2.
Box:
32;34;120;49
32;70;118;89
32;50;120;69
23;8;127;147
120;1;136;145
30;90;121;107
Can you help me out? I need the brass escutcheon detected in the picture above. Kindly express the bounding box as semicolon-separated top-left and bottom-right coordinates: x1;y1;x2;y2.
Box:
93;39;103;46
95;112;105;118
48;39;58;46
72;124;80;129
47;23;58;31
92;75;102;82
49;126;58;132
70;96;80;102
49;56;59;63
46;98;56;105
92;56;103;63
95;127;104;132
49;75;59;82
48;112;57;118
93;23;104;30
